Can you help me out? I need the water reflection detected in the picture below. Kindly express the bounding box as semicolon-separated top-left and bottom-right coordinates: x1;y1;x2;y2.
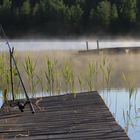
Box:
100;89;140;140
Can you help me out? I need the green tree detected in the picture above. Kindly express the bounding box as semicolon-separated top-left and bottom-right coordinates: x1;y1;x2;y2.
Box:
30;0;49;28
46;0;66;21
111;4;118;21
64;4;83;29
0;0;12;25
90;0;111;27
32;3;39;16
3;0;11;9
0;0;139;36
21;0;31;16
14;8;20;17
121;0;137;23
36;0;47;18
110;4;119;32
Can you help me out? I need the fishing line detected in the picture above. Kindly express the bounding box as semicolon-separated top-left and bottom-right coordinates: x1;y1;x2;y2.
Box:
0;24;35;114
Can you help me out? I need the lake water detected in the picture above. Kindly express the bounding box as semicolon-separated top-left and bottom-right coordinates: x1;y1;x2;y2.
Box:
1;40;140;51
100;89;140;140
1;40;140;139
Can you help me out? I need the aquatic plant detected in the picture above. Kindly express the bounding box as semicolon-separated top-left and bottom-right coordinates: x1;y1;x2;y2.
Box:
122;72;137;112
100;57;106;90
45;57;54;95
36;70;44;94
23;56;38;96
123;110;129;133
122;72;137;133
86;63;95;91
71;70;76;97
94;61;98;90
0;53;5;89
78;73;83;92
63;63;71;93
100;58;112;90
54;68;61;95
122;72;136;96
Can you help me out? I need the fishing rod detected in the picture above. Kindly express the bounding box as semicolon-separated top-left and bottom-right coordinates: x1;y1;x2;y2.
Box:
0;25;35;114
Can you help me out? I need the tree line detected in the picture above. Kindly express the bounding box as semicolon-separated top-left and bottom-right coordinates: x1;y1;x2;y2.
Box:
0;0;139;37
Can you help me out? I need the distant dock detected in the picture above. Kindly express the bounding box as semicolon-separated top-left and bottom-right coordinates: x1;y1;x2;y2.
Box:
79;46;140;54
80;40;140;54
0;92;129;140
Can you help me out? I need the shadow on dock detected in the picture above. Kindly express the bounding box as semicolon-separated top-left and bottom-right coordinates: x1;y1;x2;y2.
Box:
0;92;130;140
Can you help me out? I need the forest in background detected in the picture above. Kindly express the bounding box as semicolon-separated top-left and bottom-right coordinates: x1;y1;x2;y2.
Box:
0;0;140;37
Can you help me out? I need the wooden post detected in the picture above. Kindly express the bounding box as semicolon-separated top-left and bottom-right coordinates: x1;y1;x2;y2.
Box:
97;40;100;54
10;47;15;101
97;40;99;50
86;41;89;51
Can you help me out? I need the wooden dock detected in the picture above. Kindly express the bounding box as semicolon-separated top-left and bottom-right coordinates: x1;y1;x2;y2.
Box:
79;46;140;54
0;91;130;140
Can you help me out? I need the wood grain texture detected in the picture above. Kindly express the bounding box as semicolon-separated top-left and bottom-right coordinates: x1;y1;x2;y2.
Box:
0;91;130;140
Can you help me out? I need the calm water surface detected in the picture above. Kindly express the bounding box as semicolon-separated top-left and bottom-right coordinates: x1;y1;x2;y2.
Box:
100;89;140;140
1;40;140;51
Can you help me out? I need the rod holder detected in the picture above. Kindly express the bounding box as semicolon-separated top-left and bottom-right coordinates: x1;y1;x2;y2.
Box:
0;24;35;114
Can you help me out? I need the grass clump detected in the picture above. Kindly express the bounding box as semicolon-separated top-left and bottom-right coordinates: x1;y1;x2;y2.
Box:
23;56;38;96
45;57;54;95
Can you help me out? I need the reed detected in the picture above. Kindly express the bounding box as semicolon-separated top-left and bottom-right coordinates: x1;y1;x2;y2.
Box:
71;70;76;97
12;57;22;99
122;72;136;98
0;53;115;99
45;57;54;95
122;72;137;133
100;57;106;90
86;63;95;91
105;63;113;89
36;70;44;94
100;57;113;90
0;53;12;98
94;61;98;90
78;73;83;92
23;56;37;96
123;110;129;133
63;63;71;93
0;53;5;89
54;68;61;95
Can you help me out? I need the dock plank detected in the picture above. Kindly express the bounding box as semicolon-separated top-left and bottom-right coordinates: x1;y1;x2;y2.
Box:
0;91;129;140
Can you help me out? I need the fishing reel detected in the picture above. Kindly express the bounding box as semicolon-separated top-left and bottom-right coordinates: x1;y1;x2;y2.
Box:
17;101;27;112
17;100;35;113
10;100;34;113
10;100;27;112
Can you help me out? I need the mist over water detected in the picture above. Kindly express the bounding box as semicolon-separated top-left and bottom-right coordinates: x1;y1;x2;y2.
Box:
1;39;140;51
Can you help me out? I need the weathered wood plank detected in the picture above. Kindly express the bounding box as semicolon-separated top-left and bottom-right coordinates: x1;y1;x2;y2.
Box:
0;91;129;140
